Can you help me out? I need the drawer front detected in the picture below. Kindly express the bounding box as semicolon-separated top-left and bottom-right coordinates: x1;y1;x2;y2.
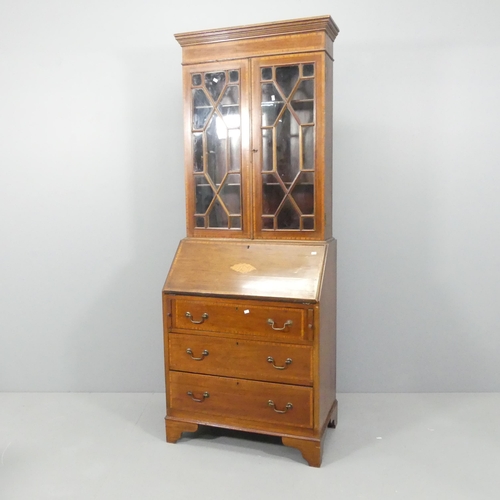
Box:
169;371;313;429
169;334;313;386
169;295;312;341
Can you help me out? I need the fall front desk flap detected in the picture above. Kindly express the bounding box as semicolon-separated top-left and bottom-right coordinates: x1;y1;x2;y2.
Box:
164;238;332;302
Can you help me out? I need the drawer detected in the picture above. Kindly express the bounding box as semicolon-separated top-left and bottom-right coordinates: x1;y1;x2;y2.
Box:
168;295;313;342
169;334;313;386
168;371;313;429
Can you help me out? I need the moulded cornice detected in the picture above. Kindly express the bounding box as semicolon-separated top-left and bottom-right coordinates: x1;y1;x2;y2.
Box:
174;15;339;47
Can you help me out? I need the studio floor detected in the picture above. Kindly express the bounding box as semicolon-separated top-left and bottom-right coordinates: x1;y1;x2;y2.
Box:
0;392;498;499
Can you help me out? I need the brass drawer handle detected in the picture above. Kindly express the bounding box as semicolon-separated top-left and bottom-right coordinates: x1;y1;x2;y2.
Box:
268;400;293;414
186;348;209;361
187;391;209;402
267;356;292;370
185;312;209;324
267;318;293;331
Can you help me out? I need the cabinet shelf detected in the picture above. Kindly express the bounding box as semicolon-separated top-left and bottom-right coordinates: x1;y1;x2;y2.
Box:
195;183;241;188
194;104;240;109
262;98;313;105
263;182;314;186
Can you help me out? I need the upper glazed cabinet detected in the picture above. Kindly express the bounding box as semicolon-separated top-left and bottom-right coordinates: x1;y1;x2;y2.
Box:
175;16;338;240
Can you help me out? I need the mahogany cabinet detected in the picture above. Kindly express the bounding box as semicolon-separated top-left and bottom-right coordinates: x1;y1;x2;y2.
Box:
163;15;339;467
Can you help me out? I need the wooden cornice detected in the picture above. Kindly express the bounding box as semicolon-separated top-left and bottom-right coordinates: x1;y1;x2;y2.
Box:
175;15;339;47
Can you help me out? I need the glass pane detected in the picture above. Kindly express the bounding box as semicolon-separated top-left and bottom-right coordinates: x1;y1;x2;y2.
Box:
276;66;299;97
206;116;227;185
276;108;300;184
302;126;315;170
229;70;239;83
262;128;273;172
261;83;283;127
192;89;212;130
193;133;203;172
192;73;202;86
262;173;284;215
228;129;240;172
190;68;242;233
261;67;272;80
296;79;314;99
277;198;300;229
230;216;241;229
257;62;317;235
218;85;240;128
302;217;314;230
291;172;314;215
303;64;314;77
225;173;240;184
205;72;226;101
195;176;214;214
220;174;241;214
291;80;314;124
262;217;274;230
208;199;228;228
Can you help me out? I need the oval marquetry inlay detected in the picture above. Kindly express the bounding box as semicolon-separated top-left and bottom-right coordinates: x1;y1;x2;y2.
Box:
230;263;256;274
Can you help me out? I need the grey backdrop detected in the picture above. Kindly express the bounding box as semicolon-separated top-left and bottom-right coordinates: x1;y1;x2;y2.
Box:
1;0;499;392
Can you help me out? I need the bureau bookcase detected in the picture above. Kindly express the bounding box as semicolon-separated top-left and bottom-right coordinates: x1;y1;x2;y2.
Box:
163;15;339;467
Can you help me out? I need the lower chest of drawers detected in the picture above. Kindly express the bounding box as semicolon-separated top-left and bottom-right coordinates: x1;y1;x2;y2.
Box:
164;295;316;431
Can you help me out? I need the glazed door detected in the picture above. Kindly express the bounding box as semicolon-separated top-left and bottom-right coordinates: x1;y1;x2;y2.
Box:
183;60;251;238
251;53;326;240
